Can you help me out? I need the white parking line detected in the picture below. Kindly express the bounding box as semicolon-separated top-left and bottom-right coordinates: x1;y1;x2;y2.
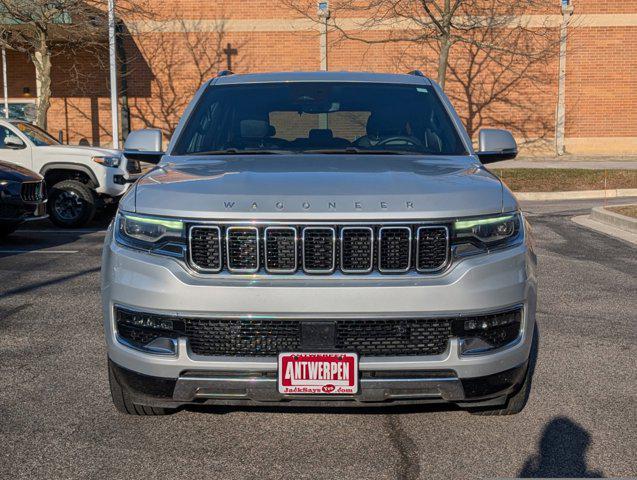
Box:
0;249;79;254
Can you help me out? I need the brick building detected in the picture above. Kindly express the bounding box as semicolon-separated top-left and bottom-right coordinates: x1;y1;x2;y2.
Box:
3;0;636;155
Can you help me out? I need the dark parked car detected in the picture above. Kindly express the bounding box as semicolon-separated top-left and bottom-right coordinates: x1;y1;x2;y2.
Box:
0;159;47;237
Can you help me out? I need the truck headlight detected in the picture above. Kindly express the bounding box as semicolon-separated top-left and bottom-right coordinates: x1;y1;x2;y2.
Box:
92;155;121;168
452;212;523;251
115;211;186;257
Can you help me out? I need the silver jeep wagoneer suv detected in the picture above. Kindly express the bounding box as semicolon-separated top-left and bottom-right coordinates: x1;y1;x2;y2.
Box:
102;71;537;415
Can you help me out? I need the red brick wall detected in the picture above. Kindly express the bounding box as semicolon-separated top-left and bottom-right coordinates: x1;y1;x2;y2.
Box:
566;26;637;138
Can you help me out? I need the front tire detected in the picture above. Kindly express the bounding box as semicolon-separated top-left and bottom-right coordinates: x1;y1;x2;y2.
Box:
48;179;96;228
108;361;174;416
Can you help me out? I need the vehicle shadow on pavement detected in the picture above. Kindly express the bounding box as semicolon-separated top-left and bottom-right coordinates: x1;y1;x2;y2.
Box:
0;215;111;259
519;417;604;478
0;266;100;298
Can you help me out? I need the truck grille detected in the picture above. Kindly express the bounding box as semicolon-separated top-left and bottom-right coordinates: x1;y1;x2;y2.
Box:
20;181;46;203
188;223;449;275
115;307;522;357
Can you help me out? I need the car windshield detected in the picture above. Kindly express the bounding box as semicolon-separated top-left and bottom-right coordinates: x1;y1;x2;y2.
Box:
173;82;467;156
15;122;59;146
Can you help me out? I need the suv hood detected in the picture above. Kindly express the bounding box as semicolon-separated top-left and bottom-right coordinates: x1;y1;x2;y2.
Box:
0;159;41;181
132;155;507;220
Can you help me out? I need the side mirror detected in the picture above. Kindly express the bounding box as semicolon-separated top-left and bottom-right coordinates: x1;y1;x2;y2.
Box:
4;135;25;149
476;129;518;164
123;129;164;164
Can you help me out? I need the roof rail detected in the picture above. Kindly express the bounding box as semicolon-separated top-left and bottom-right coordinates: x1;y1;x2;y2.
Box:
217;70;234;77
407;70;425;77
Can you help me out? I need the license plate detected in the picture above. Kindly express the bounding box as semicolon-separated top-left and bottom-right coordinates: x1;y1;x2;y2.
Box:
278;352;358;395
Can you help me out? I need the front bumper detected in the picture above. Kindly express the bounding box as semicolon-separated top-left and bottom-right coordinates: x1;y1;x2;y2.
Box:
0;198;47;223
95;165;141;197
102;226;536;405
110;359;529;408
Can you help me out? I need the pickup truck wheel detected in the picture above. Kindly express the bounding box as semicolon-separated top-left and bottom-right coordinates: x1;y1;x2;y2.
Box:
108;361;174;416
48;180;96;228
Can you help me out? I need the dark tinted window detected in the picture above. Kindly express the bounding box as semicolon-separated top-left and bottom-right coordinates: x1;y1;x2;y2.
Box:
173;82;466;155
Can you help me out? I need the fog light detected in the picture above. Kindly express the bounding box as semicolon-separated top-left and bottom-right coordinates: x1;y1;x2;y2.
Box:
458;309;523;355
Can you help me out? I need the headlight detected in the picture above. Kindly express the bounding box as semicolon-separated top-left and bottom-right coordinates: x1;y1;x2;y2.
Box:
92;155;121;168
115;211;186;257
452;212;523;253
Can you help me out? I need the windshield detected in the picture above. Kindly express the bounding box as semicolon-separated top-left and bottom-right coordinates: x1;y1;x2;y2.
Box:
173;82;466;156
15;122;59;146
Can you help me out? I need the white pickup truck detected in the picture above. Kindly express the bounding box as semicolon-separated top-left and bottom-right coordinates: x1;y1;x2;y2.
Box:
0;119;141;227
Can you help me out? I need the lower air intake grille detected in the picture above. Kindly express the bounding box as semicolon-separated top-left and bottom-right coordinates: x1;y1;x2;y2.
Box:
335;318;452;356
115;307;522;357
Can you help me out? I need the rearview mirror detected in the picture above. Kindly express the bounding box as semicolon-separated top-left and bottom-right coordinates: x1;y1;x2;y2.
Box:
476;129;517;164
123;129;164;164
4;135;25;149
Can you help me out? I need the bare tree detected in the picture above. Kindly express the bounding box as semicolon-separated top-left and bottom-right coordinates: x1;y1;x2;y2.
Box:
127;17;248;137
284;0;557;90
0;0;146;128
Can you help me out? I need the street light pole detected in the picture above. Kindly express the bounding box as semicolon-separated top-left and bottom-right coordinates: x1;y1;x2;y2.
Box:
2;47;8;119
108;0;120;149
318;2;330;72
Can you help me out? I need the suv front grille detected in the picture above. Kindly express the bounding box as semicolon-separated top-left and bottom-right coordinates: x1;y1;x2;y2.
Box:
115;307;523;357
188;223;450;275
20;181;46;203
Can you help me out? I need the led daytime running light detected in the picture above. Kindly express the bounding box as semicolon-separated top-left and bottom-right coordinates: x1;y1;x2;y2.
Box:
454;214;515;230
123;214;183;230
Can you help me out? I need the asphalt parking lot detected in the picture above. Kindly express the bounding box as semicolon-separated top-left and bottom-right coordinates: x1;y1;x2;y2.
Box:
1;198;635;479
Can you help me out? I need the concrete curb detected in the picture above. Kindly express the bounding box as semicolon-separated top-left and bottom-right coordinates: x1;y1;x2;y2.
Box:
515;188;637;201
572;215;637;246
590;205;637;233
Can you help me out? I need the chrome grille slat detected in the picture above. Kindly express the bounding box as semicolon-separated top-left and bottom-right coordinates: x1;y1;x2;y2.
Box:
187;222;449;275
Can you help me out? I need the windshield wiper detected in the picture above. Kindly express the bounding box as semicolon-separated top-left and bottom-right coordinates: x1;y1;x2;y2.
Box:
302;148;413;155
189;148;288;155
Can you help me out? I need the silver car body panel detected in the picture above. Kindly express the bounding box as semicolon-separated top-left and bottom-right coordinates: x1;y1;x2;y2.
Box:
102;71;537;405
132;156;507;219
102;225;537;380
